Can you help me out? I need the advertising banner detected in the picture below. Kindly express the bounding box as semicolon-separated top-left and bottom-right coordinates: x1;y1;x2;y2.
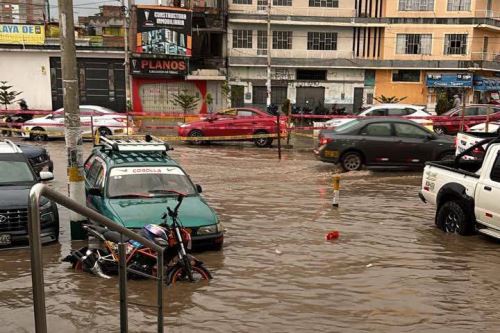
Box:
0;24;45;45
135;6;192;57
131;57;189;76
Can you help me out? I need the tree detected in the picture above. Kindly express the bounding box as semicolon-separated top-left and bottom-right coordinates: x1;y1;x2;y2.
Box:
0;81;22;110
172;89;200;121
374;95;407;104
435;90;453;115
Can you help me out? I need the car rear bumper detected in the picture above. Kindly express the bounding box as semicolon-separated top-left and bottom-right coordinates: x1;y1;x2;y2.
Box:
314;145;340;163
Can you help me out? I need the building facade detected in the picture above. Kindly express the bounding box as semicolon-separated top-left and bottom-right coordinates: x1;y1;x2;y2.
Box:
227;0;500;112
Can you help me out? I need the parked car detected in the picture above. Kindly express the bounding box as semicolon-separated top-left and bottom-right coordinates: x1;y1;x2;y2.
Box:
84;136;224;250
433;104;500;135
21;105;134;141
323;104;433;130
178;107;287;148
17;143;53;174
455;122;500;160
0;139;59;247
315;118;455;171
420;135;500;238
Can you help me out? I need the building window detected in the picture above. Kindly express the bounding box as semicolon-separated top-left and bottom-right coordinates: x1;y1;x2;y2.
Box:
273;0;292;5
444;34;467;55
296;69;327;80
257;30;268;55
392;70;420;82
307;32;337;50
309;0;338;7
398;0;434;11
272;31;292;49
447;0;471;11
396;34;432;55
233;0;252;4
233;30;252;48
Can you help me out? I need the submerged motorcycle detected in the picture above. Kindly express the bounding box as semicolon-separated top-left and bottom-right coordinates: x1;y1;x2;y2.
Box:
63;192;212;285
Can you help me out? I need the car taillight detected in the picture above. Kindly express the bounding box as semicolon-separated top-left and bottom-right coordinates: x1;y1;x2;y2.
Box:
319;136;333;145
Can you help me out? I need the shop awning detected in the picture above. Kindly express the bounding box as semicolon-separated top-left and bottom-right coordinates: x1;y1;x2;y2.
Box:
426;73;473;88
473;76;500;92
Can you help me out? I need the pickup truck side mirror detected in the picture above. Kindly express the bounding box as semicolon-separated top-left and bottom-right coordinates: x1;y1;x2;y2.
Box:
88;187;102;196
196;184;203;193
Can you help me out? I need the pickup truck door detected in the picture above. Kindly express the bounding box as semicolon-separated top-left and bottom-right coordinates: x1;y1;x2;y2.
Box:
475;151;500;228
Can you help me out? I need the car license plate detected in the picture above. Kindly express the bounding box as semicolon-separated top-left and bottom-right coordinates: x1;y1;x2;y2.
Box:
0;234;11;246
324;150;339;158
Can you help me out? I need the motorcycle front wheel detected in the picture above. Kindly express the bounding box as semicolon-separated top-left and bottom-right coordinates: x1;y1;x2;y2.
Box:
166;262;212;285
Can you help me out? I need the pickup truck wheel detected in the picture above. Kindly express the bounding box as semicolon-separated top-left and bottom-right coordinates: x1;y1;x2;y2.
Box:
436;201;474;235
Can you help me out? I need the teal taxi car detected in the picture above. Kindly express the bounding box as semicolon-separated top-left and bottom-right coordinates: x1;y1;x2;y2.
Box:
83;136;224;250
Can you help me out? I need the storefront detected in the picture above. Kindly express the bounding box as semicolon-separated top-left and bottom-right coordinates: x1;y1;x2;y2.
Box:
473;76;500;105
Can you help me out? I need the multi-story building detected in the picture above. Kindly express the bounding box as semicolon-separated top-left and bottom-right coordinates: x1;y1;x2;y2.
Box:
0;0;46;24
227;0;500;112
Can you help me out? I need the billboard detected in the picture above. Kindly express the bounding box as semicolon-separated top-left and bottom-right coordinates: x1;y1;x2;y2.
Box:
131;57;188;76
0;24;45;45
135;6;192;57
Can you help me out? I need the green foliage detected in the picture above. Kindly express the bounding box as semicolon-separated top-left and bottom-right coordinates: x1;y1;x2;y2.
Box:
221;81;231;100
374;95;407;104
205;93;213;105
435;90;453;115
172;89;200;115
0;81;22;110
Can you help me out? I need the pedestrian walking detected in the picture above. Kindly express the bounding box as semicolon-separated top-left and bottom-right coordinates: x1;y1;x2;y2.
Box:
453;94;461;108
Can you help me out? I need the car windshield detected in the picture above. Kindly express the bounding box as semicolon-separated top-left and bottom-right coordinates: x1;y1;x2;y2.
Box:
0;159;35;185
333;119;360;133
107;166;196;198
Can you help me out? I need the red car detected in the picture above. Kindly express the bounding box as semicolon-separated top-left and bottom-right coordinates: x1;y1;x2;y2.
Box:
433;104;500;135
178;107;287;147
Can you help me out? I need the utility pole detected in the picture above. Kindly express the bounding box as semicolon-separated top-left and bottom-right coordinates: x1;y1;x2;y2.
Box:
265;0;271;108
123;0;133;117
58;0;86;240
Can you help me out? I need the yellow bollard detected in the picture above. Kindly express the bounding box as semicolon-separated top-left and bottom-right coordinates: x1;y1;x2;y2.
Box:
332;175;340;208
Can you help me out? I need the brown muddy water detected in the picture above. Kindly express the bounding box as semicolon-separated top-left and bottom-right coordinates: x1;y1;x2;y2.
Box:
1;140;500;333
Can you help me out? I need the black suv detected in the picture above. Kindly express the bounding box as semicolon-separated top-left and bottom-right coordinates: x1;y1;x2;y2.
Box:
18;143;53;174
0;140;59;247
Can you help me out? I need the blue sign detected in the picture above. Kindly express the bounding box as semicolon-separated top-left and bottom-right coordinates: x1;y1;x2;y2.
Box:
473;76;500;92
426;73;473;88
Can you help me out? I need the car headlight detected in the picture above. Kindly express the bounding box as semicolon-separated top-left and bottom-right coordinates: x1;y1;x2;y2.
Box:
40;200;52;211
180;123;190;128
198;223;222;235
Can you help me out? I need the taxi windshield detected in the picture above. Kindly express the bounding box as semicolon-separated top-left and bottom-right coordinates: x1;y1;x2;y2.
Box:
107;166;196;198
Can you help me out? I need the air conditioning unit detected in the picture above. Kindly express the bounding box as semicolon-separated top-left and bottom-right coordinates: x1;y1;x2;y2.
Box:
257;49;268;56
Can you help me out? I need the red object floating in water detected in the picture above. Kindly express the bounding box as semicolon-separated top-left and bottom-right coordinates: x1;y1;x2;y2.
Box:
325;231;340;240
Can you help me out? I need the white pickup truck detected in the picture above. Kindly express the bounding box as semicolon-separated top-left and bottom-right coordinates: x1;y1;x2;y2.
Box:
420;136;500;238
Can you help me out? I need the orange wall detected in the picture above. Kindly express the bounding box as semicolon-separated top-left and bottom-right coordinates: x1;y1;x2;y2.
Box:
374;70;427;106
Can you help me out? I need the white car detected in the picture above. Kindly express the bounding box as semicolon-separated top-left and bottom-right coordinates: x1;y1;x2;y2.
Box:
324;104;433;130
22;105;134;140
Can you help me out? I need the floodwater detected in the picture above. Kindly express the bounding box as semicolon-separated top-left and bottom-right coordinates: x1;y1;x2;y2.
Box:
1;140;500;333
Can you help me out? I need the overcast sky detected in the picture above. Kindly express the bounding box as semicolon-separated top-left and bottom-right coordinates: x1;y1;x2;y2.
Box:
48;0;156;19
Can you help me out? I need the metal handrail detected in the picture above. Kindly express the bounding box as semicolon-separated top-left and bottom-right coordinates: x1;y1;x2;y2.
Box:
28;183;165;333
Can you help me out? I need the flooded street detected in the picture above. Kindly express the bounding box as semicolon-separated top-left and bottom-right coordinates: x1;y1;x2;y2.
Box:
1;140;500;332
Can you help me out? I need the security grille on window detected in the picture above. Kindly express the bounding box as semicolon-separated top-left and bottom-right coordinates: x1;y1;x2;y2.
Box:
444;34;467;55
398;0;434;11
272;31;292;49
396;34;432;54
273;0;292;5
309;0;338;7
233;0;252;4
233;30;253;49
447;0;471;11
307;32;337;50
257;30;267;55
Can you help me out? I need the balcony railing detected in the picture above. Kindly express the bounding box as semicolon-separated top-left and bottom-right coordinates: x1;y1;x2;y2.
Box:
471;51;500;62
